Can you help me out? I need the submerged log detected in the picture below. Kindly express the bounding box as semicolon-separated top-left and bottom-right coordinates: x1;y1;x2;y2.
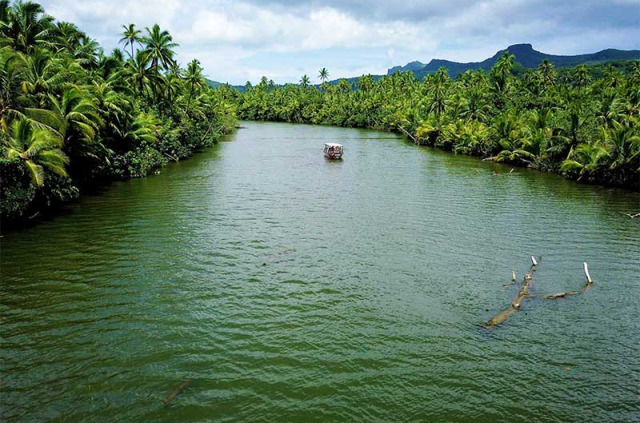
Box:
486;306;517;327
163;379;192;406
542;291;579;299
484;257;540;328
486;259;596;327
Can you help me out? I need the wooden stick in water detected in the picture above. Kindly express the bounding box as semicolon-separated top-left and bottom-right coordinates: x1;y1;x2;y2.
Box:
583;262;593;284
398;126;418;144
163;379;192;406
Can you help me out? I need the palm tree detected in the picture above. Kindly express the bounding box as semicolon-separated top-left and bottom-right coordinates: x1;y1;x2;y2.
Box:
184;59;205;112
124;49;155;97
0;45;25;129
490;112;536;165
490;52;515;108
119;23;141;59
3;117;68;186
163;72;182;103
119;112;158;150
537;59;556;88
299;74;310;88
427;67;449;119
562;140;610;181
459;87;489;122
572;65;591;88
18;47;62;105
48;21;82;53
2;0;54;53
27;87;103;148
319;68;329;83
142;24;178;95
72;35;100;69
607;120;640;171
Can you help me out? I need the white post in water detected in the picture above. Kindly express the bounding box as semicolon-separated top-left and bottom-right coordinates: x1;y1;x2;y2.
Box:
584;262;593;284
531;256;538;266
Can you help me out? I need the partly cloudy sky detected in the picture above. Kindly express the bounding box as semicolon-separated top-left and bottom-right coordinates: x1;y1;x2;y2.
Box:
39;0;640;84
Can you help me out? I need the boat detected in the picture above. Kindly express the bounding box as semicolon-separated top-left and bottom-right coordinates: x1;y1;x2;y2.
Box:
323;143;343;159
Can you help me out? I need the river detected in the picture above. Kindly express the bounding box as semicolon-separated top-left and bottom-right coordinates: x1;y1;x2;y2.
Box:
1;121;639;422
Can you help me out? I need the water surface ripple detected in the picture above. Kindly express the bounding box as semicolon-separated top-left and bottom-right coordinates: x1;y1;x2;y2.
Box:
2;122;639;422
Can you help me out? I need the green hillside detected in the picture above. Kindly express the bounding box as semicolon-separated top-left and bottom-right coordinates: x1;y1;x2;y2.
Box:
389;44;640;78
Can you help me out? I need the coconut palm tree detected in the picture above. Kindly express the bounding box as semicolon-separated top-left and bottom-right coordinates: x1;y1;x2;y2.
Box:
607;120;640;171
299;74;310;88
561;139;610;181
29;87;102;148
318;68;329;83
184;58;205;112
427;67;449;119
19;47;63;102
3;117;68;186
537;59;556;88
72;35;100;69
141;24;178;95
0;45;24;129
1;0;54;53
490;52;515;108
124;49;155;97
572;65;591;88
47;21;82;53
119;23;141;59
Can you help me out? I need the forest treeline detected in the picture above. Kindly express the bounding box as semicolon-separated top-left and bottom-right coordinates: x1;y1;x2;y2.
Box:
236;56;640;190
0;0;237;225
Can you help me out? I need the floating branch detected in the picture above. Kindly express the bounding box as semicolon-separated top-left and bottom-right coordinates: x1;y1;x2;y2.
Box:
531;256;538;266
163;379;192;406
622;212;640;219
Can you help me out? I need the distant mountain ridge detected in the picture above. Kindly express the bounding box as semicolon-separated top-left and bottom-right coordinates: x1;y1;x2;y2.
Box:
388;44;640;78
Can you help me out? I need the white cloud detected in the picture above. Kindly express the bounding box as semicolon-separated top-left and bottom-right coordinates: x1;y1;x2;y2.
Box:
180;5;424;51
37;0;640;84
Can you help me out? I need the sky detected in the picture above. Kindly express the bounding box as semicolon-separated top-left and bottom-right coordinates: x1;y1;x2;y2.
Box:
38;0;640;85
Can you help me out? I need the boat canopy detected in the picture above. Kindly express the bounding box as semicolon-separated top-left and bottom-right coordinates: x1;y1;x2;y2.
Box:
324;143;342;147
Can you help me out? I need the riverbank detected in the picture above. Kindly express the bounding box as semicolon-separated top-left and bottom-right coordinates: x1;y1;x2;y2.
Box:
0;2;237;229
237;59;640;191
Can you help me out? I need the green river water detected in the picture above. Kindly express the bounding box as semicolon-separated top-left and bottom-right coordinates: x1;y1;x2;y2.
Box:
1;121;639;422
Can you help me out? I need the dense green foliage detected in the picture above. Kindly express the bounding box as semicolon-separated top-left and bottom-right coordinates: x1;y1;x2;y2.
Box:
0;0;236;224
237;55;640;189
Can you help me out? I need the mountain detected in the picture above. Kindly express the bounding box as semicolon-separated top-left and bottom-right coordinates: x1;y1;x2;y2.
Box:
206;78;246;92
387;61;427;75
388;44;640;78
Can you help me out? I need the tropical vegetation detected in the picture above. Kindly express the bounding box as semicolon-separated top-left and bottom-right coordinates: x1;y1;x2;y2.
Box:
237;57;640;189
0;0;236;225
